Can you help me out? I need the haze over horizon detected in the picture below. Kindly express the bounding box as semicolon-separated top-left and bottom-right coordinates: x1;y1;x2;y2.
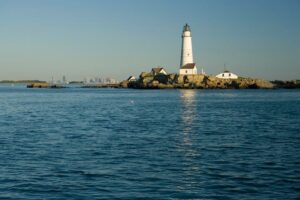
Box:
0;0;299;81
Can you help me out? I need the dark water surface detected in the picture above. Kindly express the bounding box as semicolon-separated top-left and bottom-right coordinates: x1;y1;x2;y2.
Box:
0;86;299;199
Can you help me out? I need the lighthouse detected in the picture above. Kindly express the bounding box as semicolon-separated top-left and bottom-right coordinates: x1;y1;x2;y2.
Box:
179;24;197;75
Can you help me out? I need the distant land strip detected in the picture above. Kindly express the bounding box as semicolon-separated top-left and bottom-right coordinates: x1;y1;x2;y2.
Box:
0;80;46;83
1;76;300;89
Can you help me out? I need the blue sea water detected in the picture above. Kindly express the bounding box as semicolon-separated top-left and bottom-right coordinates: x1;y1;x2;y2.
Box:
0;85;299;199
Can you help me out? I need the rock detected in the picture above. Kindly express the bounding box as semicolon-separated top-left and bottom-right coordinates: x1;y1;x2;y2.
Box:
154;74;168;84
150;80;159;88
27;83;49;88
255;79;274;89
139;72;152;79
119;80;129;88
168;74;176;82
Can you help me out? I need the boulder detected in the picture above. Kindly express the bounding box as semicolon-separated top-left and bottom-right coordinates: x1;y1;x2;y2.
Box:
119;80;129;88
139;72;152;79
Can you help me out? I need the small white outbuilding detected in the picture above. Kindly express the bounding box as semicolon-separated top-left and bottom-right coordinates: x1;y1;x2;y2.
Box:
127;76;136;82
216;70;238;79
151;67;168;76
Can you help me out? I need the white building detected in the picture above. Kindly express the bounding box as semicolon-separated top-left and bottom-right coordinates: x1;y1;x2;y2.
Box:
179;63;197;75
179;24;197;75
151;67;167;76
216;70;238;79
127;76;136;82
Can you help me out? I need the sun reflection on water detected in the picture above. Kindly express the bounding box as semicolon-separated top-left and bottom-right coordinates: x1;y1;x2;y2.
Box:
179;89;198;150
178;89;202;188
180;89;197;137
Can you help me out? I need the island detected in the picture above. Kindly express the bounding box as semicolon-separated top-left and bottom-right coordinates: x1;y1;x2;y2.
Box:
120;72;276;89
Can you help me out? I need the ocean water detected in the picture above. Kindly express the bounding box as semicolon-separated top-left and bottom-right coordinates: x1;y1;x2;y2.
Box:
0;85;299;199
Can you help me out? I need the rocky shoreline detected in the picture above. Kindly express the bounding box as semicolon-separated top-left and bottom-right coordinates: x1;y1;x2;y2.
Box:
120;73;277;89
271;80;300;89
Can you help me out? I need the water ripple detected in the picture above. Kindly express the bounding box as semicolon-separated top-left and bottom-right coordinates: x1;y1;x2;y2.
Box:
0;88;299;199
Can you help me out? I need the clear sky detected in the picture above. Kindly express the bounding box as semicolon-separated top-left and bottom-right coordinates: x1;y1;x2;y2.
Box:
0;0;299;81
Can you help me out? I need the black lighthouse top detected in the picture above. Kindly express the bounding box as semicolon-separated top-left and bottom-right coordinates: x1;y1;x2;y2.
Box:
183;23;191;32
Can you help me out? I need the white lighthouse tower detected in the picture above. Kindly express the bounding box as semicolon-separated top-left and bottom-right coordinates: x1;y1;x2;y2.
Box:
179;24;197;75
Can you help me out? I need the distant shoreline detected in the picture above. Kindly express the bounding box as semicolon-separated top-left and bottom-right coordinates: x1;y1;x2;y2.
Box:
1;78;300;89
0;80;46;84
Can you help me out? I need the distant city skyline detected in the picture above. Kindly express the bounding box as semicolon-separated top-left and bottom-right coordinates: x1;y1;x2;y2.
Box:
0;0;299;81
49;75;118;84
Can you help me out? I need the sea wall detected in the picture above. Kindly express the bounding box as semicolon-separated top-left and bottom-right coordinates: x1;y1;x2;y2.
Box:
122;73;274;89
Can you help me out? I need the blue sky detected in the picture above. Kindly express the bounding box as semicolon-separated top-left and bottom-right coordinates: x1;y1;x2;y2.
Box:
0;0;299;81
